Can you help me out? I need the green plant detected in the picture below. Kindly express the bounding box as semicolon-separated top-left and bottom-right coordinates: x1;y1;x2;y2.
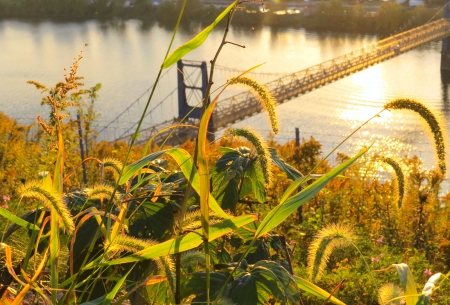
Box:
1;0;450;304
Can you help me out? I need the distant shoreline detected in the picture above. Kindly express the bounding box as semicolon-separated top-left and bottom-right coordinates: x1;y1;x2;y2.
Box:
0;0;442;35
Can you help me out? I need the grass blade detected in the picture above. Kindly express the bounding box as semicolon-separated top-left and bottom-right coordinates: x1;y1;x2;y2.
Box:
0;207;40;232
255;149;366;239
293;275;346;305
103;214;256;266
162;2;236;69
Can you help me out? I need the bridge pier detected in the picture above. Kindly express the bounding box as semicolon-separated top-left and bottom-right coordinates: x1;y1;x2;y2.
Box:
177;60;214;142
441;3;450;70
441;37;450;70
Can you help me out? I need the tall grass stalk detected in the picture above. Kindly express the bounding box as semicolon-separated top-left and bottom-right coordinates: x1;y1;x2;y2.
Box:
384;98;447;175
383;157;405;208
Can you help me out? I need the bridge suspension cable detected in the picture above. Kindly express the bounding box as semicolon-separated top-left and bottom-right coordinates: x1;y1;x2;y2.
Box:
97;65;175;135
397;0;446;34
214;64;290;78
115;87;178;139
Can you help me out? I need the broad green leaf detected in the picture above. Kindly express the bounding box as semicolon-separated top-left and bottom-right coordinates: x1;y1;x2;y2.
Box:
142;278;172;305
247;159;266;203
254;261;300;303
230;266;286;304
293;275;346;305
255;149;366;238
0;207;40;232
393;263;418;305
127;201;174;241
104;214;256;266
181;272;228;301
162;1;236;69
212;147;251;212
119;148;228;219
234;240;270;264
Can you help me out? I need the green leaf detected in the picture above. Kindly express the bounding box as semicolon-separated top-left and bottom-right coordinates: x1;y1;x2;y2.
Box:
393;263;419;305
212;148;251;212
253;261;300;303
181;272;228;301
247;160;266;203
162;1;236;69
269;147;303;181
102;269;132;305
234;240;270;264
80;296;106;305
230;266;286;304
279;175;311;205
255;149;366;238
104;214;256;266
119;150;166;184
293;275;346;305
127;200;175;241
144;278;172;305
119;148;229;219
0;207;40;233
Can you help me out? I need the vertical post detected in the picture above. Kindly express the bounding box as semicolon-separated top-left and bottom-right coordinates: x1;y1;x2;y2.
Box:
295;127;300;147
77;114;88;185
295;128;303;224
441;2;450;70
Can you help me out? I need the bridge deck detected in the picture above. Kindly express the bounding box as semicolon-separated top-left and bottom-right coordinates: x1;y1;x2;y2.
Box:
213;18;450;130
117;18;450;146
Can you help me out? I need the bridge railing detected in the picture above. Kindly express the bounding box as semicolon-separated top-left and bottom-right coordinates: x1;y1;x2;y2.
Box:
213;18;450;131
116;18;450;145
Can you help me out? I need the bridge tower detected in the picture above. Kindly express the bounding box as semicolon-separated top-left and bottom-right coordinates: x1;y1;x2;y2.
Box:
442;1;450;70
177;60;214;141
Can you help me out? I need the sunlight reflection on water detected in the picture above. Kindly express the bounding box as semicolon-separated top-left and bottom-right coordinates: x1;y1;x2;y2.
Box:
1;19;449;190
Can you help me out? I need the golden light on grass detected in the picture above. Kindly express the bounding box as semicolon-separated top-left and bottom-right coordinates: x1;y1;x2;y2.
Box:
227;127;273;185
229;76;279;134
384;98;447;175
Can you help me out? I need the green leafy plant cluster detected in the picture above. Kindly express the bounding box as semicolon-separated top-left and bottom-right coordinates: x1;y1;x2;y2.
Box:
1;0;450;304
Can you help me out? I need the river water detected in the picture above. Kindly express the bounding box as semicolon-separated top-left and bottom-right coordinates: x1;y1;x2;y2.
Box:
1;18;449;180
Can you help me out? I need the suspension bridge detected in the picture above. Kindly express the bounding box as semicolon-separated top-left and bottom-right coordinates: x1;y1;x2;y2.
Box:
104;15;450;147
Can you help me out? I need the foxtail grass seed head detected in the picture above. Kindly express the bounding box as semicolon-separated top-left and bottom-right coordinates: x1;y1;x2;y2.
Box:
102;158;123;178
378;283;404;305
85;184;117;202
229;77;279;134
105;235;158;254
228;128;273;185
383;157;405;209
181;251;206;270
307;223;355;283
19;181;74;233
384;99;447;175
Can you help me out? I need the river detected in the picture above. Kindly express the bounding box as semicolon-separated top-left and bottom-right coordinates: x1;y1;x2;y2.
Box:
1;17;449;182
